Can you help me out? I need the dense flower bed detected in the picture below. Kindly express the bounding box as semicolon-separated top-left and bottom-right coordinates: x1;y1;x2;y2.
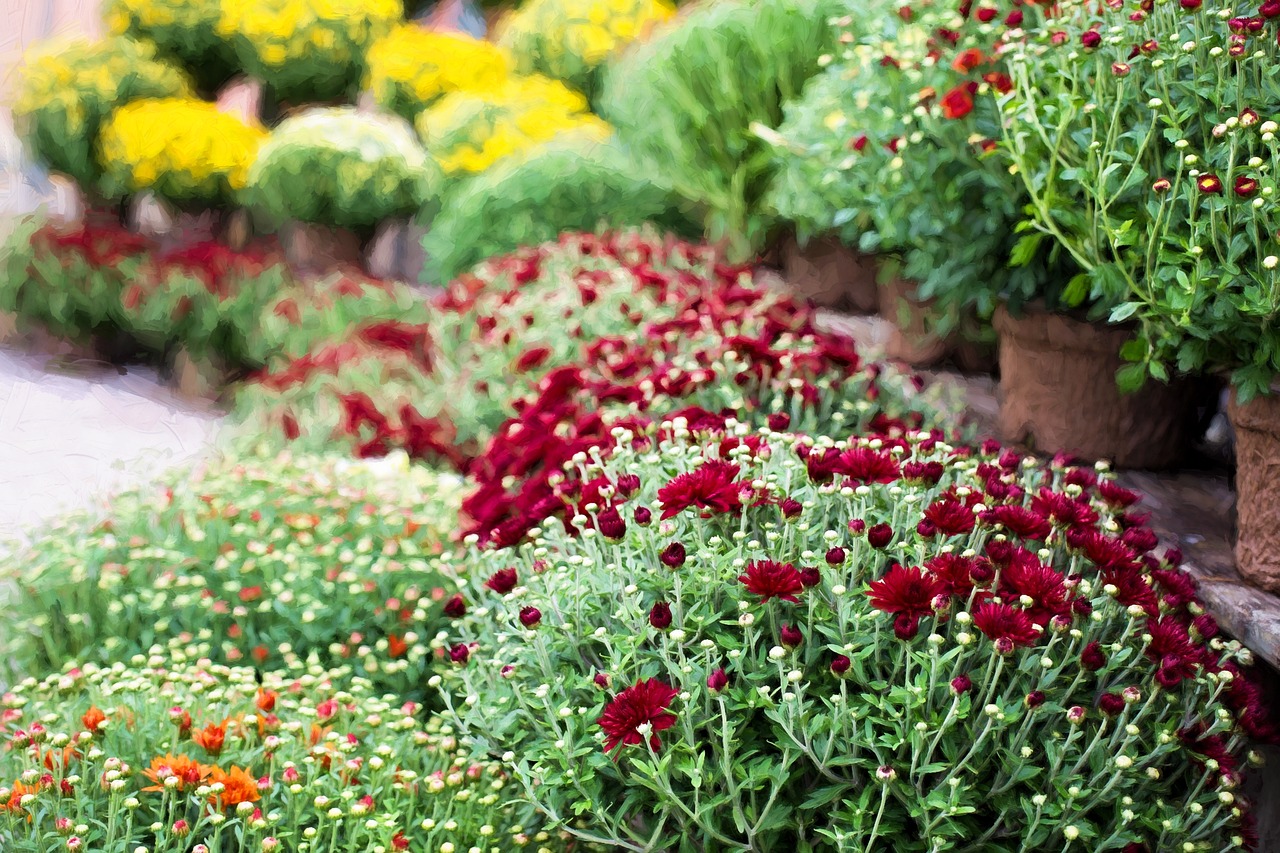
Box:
2;451;463;701
439;422;1271;850
0;655;565;851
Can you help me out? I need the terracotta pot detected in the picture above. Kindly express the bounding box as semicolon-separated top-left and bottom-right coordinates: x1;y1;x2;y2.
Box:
880;273;951;367
281;221;364;275
780;233;879;314
994;304;1200;469
1227;388;1280;593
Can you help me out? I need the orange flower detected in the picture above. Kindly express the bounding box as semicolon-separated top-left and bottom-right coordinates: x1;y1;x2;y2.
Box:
387;634;408;658
41;745;80;772
255;688;277;713
142;754;213;792
82;706;107;733
3;780;41;813
209;765;260;811
308;723;332;747
951;48;986;72
192;721;228;756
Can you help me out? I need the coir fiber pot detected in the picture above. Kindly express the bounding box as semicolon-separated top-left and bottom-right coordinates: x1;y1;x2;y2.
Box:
1227;388;1280;593
879;272;997;373
994;303;1202;469
780;233;879;314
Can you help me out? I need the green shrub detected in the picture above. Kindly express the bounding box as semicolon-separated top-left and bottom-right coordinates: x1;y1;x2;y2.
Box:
246;107;440;232
422;133;698;282
599;0;839;260
1;450;462;701
0;654;554;852
11;36;192;198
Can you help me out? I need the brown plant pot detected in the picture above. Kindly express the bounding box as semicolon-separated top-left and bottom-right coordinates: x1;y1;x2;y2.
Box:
880;273;951;367
1227;388;1280;593
994;304;1198;469
780;233;879;314
281;221;365;276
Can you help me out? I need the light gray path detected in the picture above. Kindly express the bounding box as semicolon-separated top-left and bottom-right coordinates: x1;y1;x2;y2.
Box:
0;348;224;549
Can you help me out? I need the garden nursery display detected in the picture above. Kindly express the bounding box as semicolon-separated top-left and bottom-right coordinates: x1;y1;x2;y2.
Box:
3;0;1280;849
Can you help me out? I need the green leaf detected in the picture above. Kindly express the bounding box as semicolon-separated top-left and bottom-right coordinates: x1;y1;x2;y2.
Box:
1108;302;1140;323
1116;363;1148;392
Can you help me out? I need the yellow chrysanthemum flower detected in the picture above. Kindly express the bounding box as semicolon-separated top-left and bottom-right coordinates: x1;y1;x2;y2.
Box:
100;98;267;202
365;25;511;119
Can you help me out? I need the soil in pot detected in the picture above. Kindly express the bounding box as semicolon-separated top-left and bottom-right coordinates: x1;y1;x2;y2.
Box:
1226;389;1280;593
780;233;879;314
994;304;1206;469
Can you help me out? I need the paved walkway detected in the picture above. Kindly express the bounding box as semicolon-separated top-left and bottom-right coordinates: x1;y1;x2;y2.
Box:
0;348;224;549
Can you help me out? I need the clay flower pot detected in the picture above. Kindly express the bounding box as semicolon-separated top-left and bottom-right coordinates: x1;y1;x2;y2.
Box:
779;233;879;314
1226;388;1280;593
994;304;1202;469
281;220;365;275
879;273;953;368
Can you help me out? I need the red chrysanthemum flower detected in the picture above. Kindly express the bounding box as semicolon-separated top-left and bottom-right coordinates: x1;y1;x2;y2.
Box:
738;560;805;604
999;554;1070;626
980;505;1051;540
657;461;743;519
599;678;679;754
485;568;518;594
923;497;976;536
972;602;1039;646
940;85;974;120
867;564;942;619
924;553;980;598
1145;616;1202;687
836;447;901;486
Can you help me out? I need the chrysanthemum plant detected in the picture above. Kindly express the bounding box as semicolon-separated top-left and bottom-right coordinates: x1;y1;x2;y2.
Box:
0;655;555;852
1;450;462;703
766;0;1077;329
1001;0;1280;400
437;421;1271;851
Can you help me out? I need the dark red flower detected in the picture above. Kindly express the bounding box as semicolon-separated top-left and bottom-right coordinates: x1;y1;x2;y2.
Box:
825;547;845;565
799;566;821;588
951;48;985;72
1000;556;1070;626
1081;30;1102;48
707;668;729;691
1145;616;1201;687
976;6;996;21
951;675;973;695
923;497;976;536
634;506;653;526
519;606;542;627
980;505;1051;540
924;553;979;598
1099;480;1141;508
1081;641;1107;671
868;565;942;619
1098;693;1125;716
1235;176;1260;197
780;624;803;647
1025;691;1046;709
486;568;518;594
443;594;467;618
830;655;851;675
972;602;1039;646
1179;0;1201;8
657;461;742;519
597;507;626;540
867;523;894;549
660;542;686;568
1004;9;1023;25
514;346;552;372
599;679;679;753
780;498;803;519
1197;175;1224;195
767;412;791;431
738;560;805;604
649;601;673;630
448;643;470;664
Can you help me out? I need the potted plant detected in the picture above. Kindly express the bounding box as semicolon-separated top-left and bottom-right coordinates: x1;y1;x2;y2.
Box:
102;0;240;96
97;97;269;251
598;0;841;262
363;25;512;122
11;36;193;221
1003;0;1280;582
244;107;441;276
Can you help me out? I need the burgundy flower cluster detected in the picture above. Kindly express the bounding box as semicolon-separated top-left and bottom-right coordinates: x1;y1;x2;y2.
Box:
456;241;934;547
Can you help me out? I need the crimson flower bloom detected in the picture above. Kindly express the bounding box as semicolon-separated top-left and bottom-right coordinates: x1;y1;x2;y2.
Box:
980;505;1051;540
738;560;805;604
1235;176;1259;197
1197;175;1224;195
657;461;742;519
599;679;679;753
951;47;985;72
923;497;976;536
1081;30;1102;48
867;565;942;619
649;602;673;630
972;602;1039;647
486;568;518;594
940;85;974;120
443;594;467;618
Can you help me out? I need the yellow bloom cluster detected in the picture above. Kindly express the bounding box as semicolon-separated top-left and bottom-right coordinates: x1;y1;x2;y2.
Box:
365;26;512;119
12;36;192;190
104;0;222;44
496;0;676;93
418;74;610;176
217;0;402;100
99;98;268;203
